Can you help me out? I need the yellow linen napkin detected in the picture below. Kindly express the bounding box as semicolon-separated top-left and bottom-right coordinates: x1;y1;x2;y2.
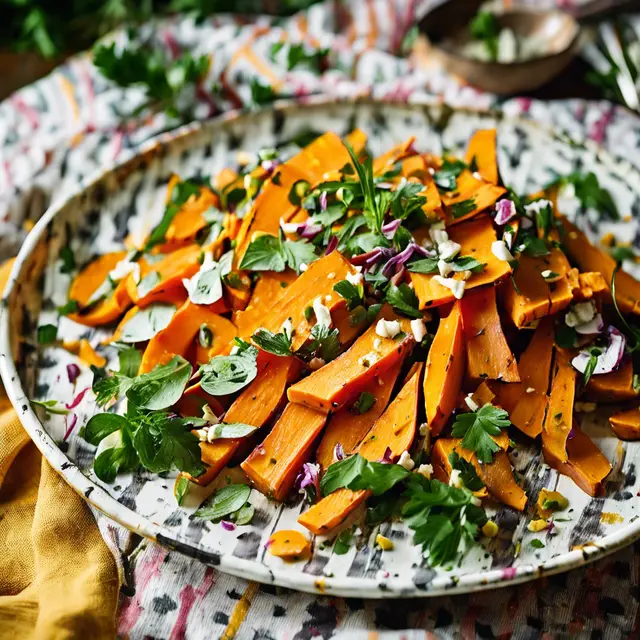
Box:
0;260;120;639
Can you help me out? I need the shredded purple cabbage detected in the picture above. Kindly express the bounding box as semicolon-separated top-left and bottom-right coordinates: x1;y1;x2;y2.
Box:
298;221;323;240
380;447;393;464
381;218;402;238
319;191;328;211
494;199;517;225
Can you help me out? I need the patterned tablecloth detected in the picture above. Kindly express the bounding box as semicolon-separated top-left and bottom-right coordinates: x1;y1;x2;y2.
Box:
1;0;640;637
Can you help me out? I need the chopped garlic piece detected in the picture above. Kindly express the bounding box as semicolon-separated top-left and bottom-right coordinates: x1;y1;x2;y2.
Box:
524;199;553;218
327;272;335;279
376;319;401;339
419;422;429;436
373;338;382;351
464;394;479;412
299;263;308;272
416;463;433;479
429;227;448;245
109;254;141;284
410;318;426;342
526;387;535;393
438;239;462;261
433;275;466;299
491;240;514;263
449;469;463;488
313;297;332;328
375;534;394;551
398;451;415;471
346;271;363;286
438;258;454;277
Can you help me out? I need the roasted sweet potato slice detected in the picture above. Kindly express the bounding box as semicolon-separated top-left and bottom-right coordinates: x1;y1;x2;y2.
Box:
315;358;404;472
587;358;639;403
241;403;327;500
400;156;443;222
287;306;414;413
425;303;465;436
411;216;512;309
464;129;499;185
460;287;519;383
541;348;577;465
441;169;506;226
298;365;422;534
609;407;640;440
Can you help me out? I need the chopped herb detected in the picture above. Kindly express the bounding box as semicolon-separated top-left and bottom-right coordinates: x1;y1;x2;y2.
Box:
433;158;468;192
530;539;545;549
30;399;70;415
252;327;293;357
37;324;57;344
57;300;79;316
451;404;511;463
334;528;354;555
449;198;477;219
199;348;259;395
583;346;602;385
448;452;485;492
333;279;364;310
386;283;422;319
195;484;252;521
353;392;376;414
175;475;190;506
59;246;75;274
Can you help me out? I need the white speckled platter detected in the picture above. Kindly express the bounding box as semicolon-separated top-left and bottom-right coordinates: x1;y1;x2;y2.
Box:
2;98;640;598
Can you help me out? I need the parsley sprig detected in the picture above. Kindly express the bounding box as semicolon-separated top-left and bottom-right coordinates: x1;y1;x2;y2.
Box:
450;404;511;463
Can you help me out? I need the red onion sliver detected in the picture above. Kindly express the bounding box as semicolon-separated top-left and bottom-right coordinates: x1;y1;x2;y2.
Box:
66;363;81;384
319;191;328;211
66;387;90;410
575;314;604;336
63;414;78;442
380;447;393;464
221;520;236;531
494;199;517;225
325;235;338;255
571;326;626;376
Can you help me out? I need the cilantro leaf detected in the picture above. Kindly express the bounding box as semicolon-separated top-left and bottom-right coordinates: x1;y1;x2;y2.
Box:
282;239;318;273
386;283;422;319
449;198;477;219
433;158;468;192
451;404;511;463
333;279;364;310
239;234;286;272
199;350;259;395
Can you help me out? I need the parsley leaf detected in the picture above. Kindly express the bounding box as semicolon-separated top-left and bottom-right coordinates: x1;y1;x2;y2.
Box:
282;239;318;272
252;327;293;357
390;182;427;220
353;391;376;414
119;303;176;343
451;404;511;463
240;234;317;274
37;324;57;344
175;475;190;506
386;283;422;319
126;356;192;410
333;279;364;310
303;324;340;363
449;198;477;219
199;349;259;395
448;452;485;492
433;158;467;192
408;255;486;274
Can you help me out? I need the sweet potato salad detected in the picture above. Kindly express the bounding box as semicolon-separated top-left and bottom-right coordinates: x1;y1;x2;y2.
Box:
37;128;640;566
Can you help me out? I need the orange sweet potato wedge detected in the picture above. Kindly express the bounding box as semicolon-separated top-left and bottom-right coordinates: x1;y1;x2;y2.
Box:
233;270;298;337
315;358;404;472
609;407;640;440
67;251;133;327
431;438;527;511
175;381;226;421
425;303;466;436
194;314;237;364
464;129;499;185
185;354;303;486
400;156;443;222
490;317;555;438
460;287;519;383
139;299;227;373
235;131;367;259
241;403;328;500
587;358;639;403
411;216;512;309
243;251;355;351
560;215;640;315
298;365;422;534
441;168;506;226
544;423;611;496
541;348;577;465
372;137;416;175
287;306;414;413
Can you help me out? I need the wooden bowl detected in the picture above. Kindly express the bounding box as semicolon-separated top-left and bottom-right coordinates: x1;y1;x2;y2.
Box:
418;1;581;95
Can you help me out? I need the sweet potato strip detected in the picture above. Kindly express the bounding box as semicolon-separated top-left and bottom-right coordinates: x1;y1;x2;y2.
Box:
411;216;512;309
164;188;219;247
587;359;639;403
441;170;506;226
461;287;519;383
464;129;499;185
233;270;298;337
541;348;577;465
560;215;640;315
504;249;573;328
139;299;226;373
186;354;302;486
175;382;225;421
372;137;416;175
241;403;327;500
298;366;422;534
287;306;414;413
569;270;608;302
400;156;443;222
67;251;132;326
544;423;611;496
431;438;527;511
610;407;640;440
315;358;404;472
194;314;237;364
490;317;554;438
126;244;202;308
235;131;367;259
425;303;465;436
244;251;355;351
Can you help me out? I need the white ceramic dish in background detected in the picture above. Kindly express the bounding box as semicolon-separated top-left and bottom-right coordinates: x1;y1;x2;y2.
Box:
2;98;640;598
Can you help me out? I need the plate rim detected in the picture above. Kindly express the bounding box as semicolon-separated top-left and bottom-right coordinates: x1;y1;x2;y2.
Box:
2;95;640;598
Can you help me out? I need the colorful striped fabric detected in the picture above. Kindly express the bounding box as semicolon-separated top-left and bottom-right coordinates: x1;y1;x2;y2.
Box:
1;0;640;637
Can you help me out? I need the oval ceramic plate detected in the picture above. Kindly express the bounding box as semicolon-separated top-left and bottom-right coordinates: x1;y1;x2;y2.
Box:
2;98;640;599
